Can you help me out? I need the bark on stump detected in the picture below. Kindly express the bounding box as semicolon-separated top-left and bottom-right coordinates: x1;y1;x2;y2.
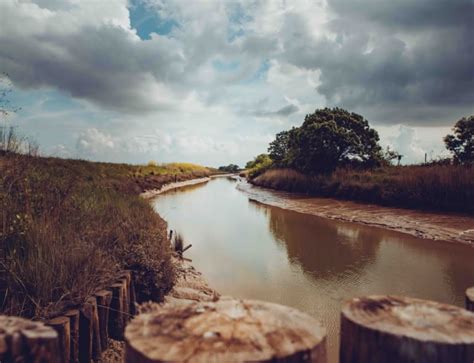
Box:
109;282;126;340
0;315;59;362
47;316;70;363
95;290;113;351
79;297;101;362
125;297;327;362
64;309;79;363
340;295;474;363
466;287;474;312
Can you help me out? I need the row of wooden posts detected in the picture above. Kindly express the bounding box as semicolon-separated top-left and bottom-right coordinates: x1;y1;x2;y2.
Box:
0;270;136;363
1;284;474;362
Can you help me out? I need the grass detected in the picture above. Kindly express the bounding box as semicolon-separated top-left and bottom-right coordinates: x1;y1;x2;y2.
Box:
251;165;474;214
0;154;210;319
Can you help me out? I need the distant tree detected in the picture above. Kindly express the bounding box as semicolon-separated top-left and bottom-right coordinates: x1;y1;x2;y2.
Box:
383;146;403;166
218;164;240;173
287;108;382;174
245;154;271;169
268;130;292;166
444;116;473;164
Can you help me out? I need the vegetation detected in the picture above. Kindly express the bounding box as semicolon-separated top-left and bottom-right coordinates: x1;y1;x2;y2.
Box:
0;150;210;319
217;164;240;173
245;153;273;178
444;116;473;164
247;109;474;214
267;108;383;174
252;165;474;214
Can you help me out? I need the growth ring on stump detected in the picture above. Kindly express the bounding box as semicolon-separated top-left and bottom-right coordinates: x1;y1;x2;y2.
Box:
125;297;327;362
340;295;474;363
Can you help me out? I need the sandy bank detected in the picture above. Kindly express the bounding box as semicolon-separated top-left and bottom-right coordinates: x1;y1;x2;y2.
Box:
237;181;474;246
140;177;211;199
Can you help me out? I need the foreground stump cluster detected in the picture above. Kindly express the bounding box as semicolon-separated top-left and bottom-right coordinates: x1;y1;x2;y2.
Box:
125;297;328;362
340;295;474;363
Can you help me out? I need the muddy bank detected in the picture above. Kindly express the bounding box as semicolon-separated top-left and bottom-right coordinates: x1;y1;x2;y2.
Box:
237;180;474;245
140;177;211;199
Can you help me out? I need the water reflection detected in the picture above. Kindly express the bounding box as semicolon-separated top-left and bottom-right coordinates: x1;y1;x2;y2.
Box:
152;178;474;362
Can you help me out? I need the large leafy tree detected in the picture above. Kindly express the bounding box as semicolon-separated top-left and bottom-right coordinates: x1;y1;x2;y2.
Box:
287;108;382;174
268;130;292;166
444;116;473;164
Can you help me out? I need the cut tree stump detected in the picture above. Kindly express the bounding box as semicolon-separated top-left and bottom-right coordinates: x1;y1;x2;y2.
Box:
109;282;126;340
0;315;59;362
340;295;474;363
125;297;327;362
466;287;474;312
64;309;79;363
47;316;70;363
95;290;113;351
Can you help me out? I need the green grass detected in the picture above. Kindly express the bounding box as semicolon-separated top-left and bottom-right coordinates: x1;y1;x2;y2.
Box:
251;165;474;214
0;154;210;319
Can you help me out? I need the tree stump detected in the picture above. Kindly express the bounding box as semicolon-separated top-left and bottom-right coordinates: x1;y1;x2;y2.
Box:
79;297;102;363
64;309;79;363
0;315;59;362
95;290;113;351
109;282;126;340
47;316;70;363
125;297;327;362
340;295;474;363
466;287;474;312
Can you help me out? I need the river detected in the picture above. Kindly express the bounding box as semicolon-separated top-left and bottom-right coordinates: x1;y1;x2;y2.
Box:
152;177;474;362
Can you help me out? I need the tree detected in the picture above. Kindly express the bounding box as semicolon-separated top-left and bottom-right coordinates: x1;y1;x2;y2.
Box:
287;108;382;174
245;154;271;169
218;164;240;173
268;130;291;166
444;116;473;164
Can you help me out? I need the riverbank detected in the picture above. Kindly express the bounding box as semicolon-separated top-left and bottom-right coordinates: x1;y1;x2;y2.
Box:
238;180;474;245
251;166;474;215
141;177;211;199
0;153;210;319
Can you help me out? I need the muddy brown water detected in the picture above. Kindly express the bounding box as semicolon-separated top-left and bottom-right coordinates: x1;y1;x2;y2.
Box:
152;177;474;362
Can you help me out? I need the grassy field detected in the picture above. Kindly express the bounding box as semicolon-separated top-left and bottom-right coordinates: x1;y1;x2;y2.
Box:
251;165;474;214
0;154;209;319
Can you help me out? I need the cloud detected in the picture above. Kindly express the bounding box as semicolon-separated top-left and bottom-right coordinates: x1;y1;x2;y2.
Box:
2;0;472;165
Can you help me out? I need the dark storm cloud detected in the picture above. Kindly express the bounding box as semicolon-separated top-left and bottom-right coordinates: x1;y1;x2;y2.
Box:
281;0;474;125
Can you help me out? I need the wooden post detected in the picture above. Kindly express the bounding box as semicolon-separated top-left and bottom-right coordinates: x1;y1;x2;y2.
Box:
47;316;70;363
122;270;136;316
79;301;93;363
95;290;113;351
109;282;125;340
64;309;79;363
125;297;327;362
466;287;474;312
340;295;474;363
0;315;59;362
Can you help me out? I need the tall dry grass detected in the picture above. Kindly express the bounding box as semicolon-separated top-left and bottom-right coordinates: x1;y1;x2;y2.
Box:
0;154;196;319
252;165;474;214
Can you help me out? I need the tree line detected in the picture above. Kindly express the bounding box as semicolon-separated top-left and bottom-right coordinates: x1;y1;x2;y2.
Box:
246;107;473;177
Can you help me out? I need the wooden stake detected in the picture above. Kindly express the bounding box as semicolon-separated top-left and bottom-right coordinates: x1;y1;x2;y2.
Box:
340;295;474;363
0;315;59;362
95;290;113;351
466;287;474;312
64;309;79;363
125;297;327;362
47;316;70;363
109;283;125;340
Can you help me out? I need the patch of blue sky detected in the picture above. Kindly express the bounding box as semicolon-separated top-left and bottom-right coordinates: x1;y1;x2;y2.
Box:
129;0;178;40
212;59;240;73
240;60;270;84
227;2;252;42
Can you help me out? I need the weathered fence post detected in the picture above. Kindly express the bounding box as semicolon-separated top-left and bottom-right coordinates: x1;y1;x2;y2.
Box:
466;287;474;312
95;289;113;351
79;297;101;362
0;315;59;362
64;309;80;363
47;316;70;363
125;297;327;362
340;295;474;363
109;282;126;340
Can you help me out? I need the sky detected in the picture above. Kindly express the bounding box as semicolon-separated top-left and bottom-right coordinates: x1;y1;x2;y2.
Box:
0;0;472;166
